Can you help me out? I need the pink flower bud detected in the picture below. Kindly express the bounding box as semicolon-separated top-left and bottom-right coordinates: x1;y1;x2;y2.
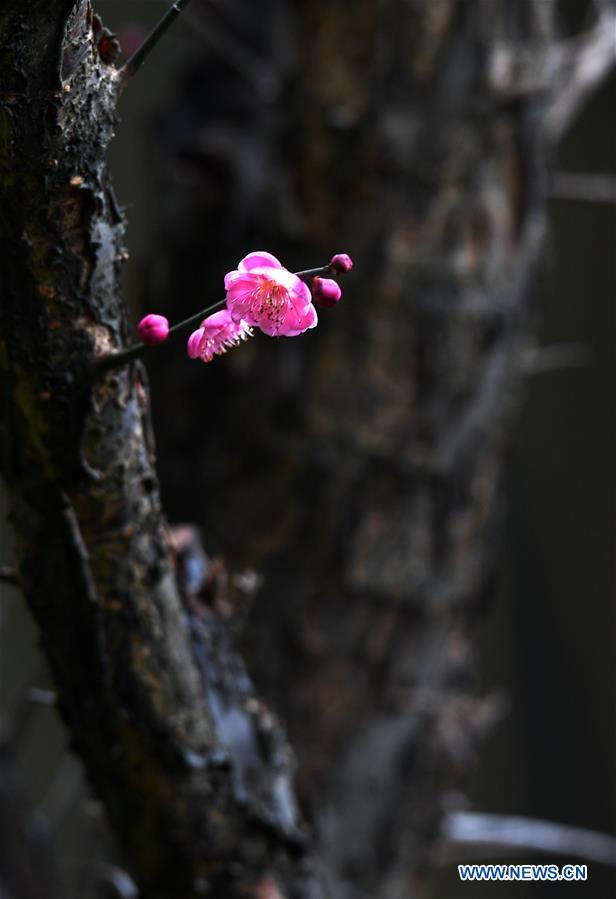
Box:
329;253;353;274
311;277;342;309
137;314;169;345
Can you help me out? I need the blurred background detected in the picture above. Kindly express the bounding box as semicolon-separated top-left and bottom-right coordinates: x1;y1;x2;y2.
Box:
1;1;614;897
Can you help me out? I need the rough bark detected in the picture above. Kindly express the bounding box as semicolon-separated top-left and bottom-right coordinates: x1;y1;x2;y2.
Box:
1;1;614;898
0;4;321;897
143;1;615;897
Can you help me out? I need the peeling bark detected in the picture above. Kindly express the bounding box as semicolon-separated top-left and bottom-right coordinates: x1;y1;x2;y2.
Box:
1;0;614;897
0;4;321;897
144;1;615;897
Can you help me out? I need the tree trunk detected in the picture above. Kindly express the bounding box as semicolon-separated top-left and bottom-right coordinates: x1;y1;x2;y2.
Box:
0;4;321;897
144;1;615;896
1;0;613;897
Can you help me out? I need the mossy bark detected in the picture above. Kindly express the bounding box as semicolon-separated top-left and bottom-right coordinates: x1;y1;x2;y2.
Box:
0;3;319;897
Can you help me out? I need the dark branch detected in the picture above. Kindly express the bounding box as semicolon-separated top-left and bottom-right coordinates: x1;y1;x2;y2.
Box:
442;811;616;867
549;171;616;204
120;0;193;84
543;6;616;142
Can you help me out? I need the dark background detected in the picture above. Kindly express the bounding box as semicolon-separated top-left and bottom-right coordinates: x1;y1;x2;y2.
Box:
0;2;614;896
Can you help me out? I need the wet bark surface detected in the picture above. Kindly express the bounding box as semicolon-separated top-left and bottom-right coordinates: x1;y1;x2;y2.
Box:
1;0;614;897
144;1;613;896
0;4;321;897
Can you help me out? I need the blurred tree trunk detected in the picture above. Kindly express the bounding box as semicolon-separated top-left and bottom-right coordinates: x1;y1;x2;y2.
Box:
0;734;59;899
1;0;613;898
0;3;322;898
145;1;614;896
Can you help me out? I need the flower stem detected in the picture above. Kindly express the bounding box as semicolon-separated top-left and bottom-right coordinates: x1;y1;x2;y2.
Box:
166;300;227;340
296;265;332;281
120;0;193;83
94;262;336;377
95;298;226;375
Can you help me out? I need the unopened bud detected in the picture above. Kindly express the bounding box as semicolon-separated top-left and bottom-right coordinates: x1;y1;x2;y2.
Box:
137;314;169;345
312;277;342;309
329;253;353;274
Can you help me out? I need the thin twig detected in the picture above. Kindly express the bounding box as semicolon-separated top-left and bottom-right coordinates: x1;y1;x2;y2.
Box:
296;265;332;281
120;0;193;84
95;298;226;375
95;864;139;899
550;172;616;204
543;5;616;142
521;343;591;374
441;811;616;867
26;687;57;707
94;264;333;376
487;5;616;145
154;0;279;101
0;566;18;587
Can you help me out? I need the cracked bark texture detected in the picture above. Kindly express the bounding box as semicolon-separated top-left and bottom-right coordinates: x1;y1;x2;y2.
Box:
1;0;614;898
143;1;615;897
0;3;321;898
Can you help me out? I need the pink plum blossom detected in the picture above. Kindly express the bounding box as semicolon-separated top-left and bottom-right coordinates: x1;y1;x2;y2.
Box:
187;309;252;363
137;314;169;345
224;251;317;337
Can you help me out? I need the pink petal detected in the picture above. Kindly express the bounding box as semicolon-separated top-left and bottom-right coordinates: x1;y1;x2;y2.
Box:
187;328;205;358
289;285;313;317
289;277;312;305
257;319;281;337
304;305;318;329
225;276;262;323
227;275;263;299
224;270;261;291
226;292;258;325
274;301;318;337
239;266;300;292
238;251;283;272
203;309;233;329
226;274;261;300
285;302;318;336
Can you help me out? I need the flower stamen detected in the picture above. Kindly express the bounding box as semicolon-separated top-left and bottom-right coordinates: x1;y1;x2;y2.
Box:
247;282;287;328
187;310;253;363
